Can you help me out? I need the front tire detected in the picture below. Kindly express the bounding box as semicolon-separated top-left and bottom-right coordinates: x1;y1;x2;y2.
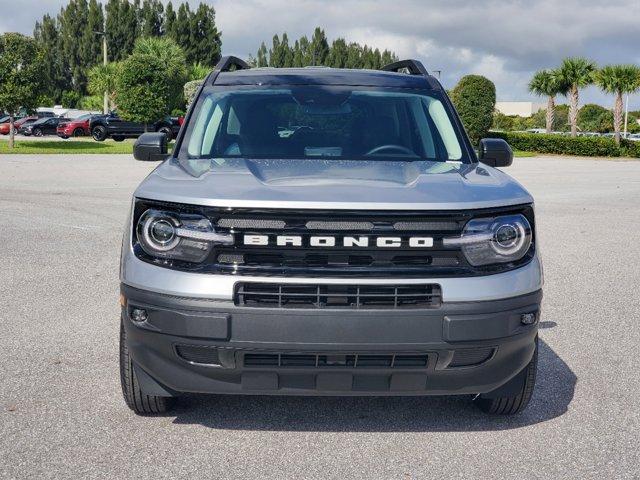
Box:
120;321;174;415
474;337;538;415
92;125;107;141
32;128;43;137
72;128;84;137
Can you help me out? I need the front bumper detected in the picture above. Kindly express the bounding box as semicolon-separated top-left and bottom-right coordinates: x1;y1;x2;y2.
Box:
121;283;541;397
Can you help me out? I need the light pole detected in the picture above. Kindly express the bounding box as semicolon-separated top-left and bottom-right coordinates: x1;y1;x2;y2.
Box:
94;27;108;114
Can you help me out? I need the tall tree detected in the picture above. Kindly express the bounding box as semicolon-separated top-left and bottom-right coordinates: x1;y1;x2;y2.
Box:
593;65;640;144
59;0;90;90
327;38;348;68
34;14;70;101
269;34;282;67
0;33;45;148
164;1;176;39
256;42;268;67
528;69;567;133
140;0;164;37
105;0;138;62
186;3;222;66
557;57;596;137
82;0;104;67
309;27;329;65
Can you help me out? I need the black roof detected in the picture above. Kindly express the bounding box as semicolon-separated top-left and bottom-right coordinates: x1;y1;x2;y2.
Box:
214;67;440;89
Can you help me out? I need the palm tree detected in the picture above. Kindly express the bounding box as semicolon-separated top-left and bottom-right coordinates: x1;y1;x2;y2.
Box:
557;57;597;137
593;65;640;144
529;69;566;133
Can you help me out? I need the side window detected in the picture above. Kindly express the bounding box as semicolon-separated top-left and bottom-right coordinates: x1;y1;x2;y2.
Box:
188;96;225;157
427;99;462;160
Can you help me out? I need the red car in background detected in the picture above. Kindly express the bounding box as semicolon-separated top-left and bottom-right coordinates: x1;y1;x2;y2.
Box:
57;114;93;139
0;116;38;135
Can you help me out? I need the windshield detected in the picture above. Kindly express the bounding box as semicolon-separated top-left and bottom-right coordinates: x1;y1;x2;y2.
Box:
180;86;466;167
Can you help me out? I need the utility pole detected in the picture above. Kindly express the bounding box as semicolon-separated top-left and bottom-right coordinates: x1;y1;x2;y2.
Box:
102;31;108;114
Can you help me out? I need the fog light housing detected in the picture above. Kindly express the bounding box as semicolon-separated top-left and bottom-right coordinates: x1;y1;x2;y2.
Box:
130;308;148;323
520;312;537;325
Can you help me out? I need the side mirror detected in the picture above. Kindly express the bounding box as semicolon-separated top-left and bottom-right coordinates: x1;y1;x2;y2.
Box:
478;138;513;168
134;132;169;161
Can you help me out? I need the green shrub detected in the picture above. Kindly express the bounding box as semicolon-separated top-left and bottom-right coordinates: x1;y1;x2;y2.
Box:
184;79;203;108
489;131;640;158
450;75;496;144
61;90;81;108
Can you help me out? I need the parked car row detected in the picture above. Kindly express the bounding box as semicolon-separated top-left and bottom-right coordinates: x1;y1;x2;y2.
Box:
0;111;183;141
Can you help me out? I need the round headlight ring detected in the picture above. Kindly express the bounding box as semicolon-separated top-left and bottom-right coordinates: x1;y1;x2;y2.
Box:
140;212;180;252
491;218;529;256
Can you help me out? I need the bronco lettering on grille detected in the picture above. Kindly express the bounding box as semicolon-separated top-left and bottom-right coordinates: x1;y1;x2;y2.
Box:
243;235;434;248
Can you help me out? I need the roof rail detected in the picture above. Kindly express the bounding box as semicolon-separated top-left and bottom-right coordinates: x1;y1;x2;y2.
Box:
381;59;428;76
215;55;250;72
210;55;250;84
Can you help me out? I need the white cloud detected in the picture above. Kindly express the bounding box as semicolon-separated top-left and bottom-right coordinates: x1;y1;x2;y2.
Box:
1;0;639;107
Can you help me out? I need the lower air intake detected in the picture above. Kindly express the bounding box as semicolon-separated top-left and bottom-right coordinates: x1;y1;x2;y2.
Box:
175;345;220;365
235;283;442;309
448;347;494;368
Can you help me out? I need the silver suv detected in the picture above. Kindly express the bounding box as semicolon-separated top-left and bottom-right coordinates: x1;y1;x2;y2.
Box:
120;57;542;415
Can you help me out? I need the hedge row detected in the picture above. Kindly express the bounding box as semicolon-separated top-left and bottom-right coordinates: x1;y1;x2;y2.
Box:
488;131;640;158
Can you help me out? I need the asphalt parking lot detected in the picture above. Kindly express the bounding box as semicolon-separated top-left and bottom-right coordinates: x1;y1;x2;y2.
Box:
1;154;639;479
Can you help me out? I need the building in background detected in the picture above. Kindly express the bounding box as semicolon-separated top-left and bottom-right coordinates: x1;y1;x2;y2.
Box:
495;102;546;117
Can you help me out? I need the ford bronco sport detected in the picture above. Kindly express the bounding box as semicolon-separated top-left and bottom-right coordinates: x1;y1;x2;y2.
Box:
120;57;542;415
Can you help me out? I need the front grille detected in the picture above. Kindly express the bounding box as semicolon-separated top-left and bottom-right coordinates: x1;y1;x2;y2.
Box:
133;202;535;277
235;283;442;309
175;345;220;365
244;352;430;368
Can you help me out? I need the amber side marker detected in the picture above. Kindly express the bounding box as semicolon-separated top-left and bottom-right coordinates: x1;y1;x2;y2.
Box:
119;294;126;307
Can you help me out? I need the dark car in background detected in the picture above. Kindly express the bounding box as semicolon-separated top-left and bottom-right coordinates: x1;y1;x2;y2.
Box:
57;114;93;139
0;116;37;135
90;112;181;142
19;117;69;137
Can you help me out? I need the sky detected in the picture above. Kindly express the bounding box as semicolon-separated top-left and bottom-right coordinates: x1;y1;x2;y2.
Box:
2;0;639;109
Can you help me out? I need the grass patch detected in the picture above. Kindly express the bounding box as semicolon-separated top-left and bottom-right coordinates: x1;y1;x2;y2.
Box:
513;150;535;157
0;139;134;154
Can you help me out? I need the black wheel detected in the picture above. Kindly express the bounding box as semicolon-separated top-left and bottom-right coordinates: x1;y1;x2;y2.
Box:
112;135;125;142
59;135;69;140
92;125;107;141
474;337;538;415
120;321;175;415
157;125;173;141
72;128;84;137
33;127;43;137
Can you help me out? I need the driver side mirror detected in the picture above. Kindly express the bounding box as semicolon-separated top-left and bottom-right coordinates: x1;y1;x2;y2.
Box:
478;138;513;168
134;132;169;161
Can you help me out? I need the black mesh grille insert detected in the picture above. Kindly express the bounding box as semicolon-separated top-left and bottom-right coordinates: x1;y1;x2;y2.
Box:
244;353;430;368
235;283;441;309
448;347;494;367
175;345;221;365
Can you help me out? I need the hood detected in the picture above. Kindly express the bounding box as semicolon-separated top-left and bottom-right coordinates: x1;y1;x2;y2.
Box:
134;157;533;210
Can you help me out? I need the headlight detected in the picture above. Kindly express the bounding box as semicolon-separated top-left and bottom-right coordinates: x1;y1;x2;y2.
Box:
444;214;532;266
136;209;233;263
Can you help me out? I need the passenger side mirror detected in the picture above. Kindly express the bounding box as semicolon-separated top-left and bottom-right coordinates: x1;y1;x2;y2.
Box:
478;138;513;168
134;132;169;162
